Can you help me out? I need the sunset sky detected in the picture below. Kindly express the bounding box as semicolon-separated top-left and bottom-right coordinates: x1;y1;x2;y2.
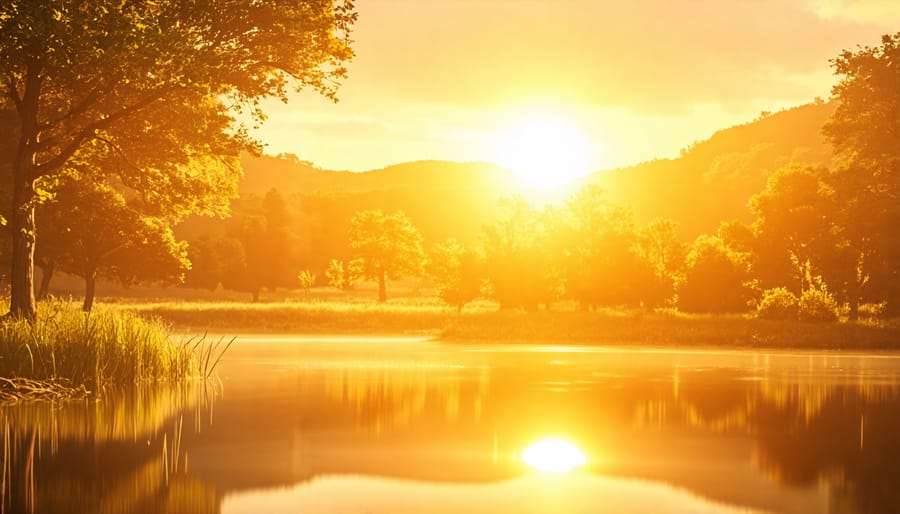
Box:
252;0;898;173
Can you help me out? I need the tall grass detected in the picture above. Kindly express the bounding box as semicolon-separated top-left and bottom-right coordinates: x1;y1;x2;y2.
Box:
0;300;196;393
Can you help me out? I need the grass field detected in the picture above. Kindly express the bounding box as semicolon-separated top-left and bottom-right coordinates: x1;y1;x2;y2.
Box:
115;297;900;351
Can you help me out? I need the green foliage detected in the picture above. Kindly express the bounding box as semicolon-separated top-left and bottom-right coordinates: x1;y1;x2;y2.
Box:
427;238;482;312
480;197;560;310
35;174;189;310
749;165;836;292
297;269;316;297
798;286;839;323
349;209;424;302
822;33;900;317
636;218;686;306
0;300;194;389
678;235;756;313
185;236;245;292
0;0;357;317
325;258;363;291
757;287;799;321
824;33;900;166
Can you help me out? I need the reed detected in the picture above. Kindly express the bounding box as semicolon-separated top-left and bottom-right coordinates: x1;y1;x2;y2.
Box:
0;299;199;393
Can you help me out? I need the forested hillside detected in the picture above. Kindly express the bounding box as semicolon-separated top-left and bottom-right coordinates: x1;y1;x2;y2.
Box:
586;100;835;236
9;97;841;302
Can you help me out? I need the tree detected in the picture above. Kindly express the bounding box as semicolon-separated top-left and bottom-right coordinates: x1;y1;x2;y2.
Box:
822;33;900;316
427;238;481;312
0;0;356;318
824;33;900;168
481;197;559;310
348;209;424;302
636;218;686;306
560;186;658;309
189;236;247;292
35;175;188;311
184;237;223;291
297;270;316;299
678;235;755;313
749;166;836;294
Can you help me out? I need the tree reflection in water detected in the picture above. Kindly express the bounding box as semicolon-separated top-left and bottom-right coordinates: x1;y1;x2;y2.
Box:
2;346;899;514
1;383;217;514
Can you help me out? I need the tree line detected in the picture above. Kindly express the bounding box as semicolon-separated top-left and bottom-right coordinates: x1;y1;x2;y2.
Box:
0;7;896;322
172;35;899;320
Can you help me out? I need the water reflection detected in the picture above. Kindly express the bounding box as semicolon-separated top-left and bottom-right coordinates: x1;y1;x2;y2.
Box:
3;340;900;513
1;383;215;514
521;438;587;473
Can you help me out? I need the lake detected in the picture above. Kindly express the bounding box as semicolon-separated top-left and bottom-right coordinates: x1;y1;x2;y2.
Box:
3;336;900;514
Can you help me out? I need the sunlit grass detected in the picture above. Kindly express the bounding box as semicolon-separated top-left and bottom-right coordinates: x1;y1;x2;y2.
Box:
0;299;203;396
110;297;900;350
119;297;497;335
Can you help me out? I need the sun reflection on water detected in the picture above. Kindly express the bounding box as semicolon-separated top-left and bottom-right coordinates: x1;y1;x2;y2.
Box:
521;438;588;473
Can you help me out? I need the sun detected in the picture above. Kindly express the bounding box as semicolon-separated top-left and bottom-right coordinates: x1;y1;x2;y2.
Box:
521;438;588;473
491;115;593;188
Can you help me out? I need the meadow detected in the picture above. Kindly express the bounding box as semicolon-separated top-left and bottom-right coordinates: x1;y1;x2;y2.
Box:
115;293;900;351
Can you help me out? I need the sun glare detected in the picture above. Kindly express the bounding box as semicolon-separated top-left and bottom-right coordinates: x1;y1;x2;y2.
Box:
521;438;588;473
492;115;593;189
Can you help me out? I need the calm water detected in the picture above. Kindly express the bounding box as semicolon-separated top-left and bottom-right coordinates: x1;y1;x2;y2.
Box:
3;337;900;514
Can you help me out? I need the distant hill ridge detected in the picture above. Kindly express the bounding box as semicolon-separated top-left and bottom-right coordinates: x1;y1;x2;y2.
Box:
238;100;836;238
238;156;517;196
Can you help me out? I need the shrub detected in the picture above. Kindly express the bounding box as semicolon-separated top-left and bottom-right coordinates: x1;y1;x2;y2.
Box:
757;287;799;321
799;287;839;323
297;269;316;297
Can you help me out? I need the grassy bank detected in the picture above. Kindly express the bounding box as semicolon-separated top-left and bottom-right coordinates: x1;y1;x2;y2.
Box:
0;301;203;401
121;298;464;335
119;299;900;351
442;310;900;350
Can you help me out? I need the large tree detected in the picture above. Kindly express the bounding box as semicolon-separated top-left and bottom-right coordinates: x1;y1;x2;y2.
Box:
0;0;355;318
678;234;755;314
749;166;837;294
561;186;659;309
822;33;900;316
349;209;424;302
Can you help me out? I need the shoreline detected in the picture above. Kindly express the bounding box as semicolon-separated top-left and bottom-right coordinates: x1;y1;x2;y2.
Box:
123;302;900;352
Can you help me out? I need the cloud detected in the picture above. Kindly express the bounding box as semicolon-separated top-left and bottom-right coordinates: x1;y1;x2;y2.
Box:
347;0;892;112
804;0;900;25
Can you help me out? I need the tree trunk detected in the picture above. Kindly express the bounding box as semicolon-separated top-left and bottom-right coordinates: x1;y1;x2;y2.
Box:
82;271;97;312
378;271;387;303
9;169;37;320
36;261;55;300
8;63;43;321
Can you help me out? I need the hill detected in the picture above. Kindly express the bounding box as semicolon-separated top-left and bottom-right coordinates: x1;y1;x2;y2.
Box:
174;99;837;279
238;155;517;196
233;99;835;241
586;100;836;236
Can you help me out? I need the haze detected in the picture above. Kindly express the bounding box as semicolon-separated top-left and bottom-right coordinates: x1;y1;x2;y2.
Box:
253;0;898;173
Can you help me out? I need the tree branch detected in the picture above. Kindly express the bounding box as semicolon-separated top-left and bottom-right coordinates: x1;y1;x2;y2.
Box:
38;87;102;132
32;90;167;179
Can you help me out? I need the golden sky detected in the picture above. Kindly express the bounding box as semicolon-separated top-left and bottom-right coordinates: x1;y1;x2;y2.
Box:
252;0;899;173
